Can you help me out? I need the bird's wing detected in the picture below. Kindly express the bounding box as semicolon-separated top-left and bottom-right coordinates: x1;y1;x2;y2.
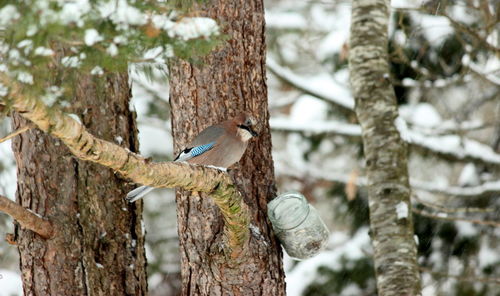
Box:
190;125;225;146
174;125;225;162
174;142;216;162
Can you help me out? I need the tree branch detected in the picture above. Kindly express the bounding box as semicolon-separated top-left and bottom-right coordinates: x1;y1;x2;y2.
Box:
1;77;250;257
412;208;500;227
420;267;500;285
267;62;500;167
0;124;34;144
0;195;54;239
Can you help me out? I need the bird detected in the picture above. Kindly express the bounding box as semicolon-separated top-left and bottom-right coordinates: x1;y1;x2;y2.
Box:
126;113;258;202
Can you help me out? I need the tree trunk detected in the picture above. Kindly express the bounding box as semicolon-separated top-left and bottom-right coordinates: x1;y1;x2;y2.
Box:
349;0;422;295
11;72;148;295
169;1;285;295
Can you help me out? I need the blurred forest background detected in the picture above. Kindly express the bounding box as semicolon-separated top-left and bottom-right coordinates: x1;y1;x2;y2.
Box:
1;0;499;295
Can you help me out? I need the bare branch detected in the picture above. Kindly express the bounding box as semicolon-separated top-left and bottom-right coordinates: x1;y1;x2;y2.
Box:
266;57;355;112
0;195;54;239
1;76;250;256
420;267;500;285
277;164;500;198
412;208;500;227
267;63;500;167
412;195;493;214
0;124;34;144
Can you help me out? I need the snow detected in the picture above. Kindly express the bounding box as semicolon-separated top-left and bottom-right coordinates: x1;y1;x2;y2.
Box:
411;14;453;45
449;4;478;25
270;117;362;137
273;110;500;166
267;57;354;110
16;72;33;85
58;0;91;27
106;44;118;57
0;83;8;97
400;103;442;128
115;136;123;145
90;66;104;76
17;40;33;55
26;25;38;37
0;270;22;296
391;0;422;9
265;10;307;30
34;47;54;56
68;113;82;124
478;239;499;268
395;201;409;219
455;221;478;237
457;163;480;187
316;4;351;60
61;56;81;68
468;56;500;86
395;117;500;165
84;29;103;46
99;0;146;29
286;228;371;296
0;5;20;27
168;17;219;41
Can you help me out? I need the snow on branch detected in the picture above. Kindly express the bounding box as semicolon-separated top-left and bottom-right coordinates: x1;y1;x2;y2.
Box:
266;57;355;112
276;164;500;198
1;76;249;257
271;117;500;166
270;117;361;137
0;194;54;239
267;59;500;166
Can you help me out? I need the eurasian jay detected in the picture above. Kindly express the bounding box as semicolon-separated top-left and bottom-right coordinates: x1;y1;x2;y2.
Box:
126;113;258;202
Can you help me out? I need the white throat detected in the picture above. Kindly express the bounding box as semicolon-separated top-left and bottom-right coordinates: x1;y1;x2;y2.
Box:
237;128;253;142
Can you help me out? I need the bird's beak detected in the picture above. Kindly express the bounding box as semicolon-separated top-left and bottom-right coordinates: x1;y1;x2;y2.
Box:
249;128;258;137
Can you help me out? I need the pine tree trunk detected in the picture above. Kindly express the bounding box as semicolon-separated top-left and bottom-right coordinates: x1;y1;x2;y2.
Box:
169;1;285;295
11;73;148;295
349;0;422;295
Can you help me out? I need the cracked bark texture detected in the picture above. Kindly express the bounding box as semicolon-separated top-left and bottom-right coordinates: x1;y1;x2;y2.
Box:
169;0;285;295
11;73;147;295
349;0;422;295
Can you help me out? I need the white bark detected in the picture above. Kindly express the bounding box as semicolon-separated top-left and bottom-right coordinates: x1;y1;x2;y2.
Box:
349;0;422;295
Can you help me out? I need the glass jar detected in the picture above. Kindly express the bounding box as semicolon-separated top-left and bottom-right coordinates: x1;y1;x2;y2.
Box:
267;192;329;260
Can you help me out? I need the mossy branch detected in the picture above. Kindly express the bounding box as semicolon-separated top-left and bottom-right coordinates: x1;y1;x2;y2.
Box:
1;77;249;257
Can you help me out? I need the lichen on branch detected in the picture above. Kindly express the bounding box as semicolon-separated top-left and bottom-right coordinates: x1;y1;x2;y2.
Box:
1;76;250;256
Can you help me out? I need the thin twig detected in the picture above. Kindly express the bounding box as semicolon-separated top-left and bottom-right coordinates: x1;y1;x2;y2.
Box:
412;194;494;214
420;267;500;285
0;124;34;144
413;208;500;227
0;195;54;239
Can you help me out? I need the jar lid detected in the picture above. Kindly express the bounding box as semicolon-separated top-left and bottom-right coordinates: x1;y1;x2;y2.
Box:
268;192;310;230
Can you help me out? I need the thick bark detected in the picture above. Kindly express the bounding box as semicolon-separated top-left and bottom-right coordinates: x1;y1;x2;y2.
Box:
11;73;147;295
169;0;285;295
349;0;422;295
5;70;253;257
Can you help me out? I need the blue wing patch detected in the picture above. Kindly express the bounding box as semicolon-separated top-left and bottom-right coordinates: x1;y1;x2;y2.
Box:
190;142;215;157
175;142;215;162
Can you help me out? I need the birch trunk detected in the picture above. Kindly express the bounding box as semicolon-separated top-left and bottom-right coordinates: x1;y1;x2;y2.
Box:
349;0;422;295
169;0;286;295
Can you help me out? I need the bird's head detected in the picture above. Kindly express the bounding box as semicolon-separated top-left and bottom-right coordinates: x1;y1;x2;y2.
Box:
234;113;258;141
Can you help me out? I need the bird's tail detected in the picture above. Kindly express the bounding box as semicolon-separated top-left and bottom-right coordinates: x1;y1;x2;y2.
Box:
126;185;155;202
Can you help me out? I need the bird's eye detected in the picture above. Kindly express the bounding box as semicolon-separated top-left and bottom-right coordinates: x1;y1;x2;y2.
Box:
245;119;252;126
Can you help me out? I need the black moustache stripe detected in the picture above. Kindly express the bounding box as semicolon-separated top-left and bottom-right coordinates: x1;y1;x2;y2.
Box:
237;124;258;136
